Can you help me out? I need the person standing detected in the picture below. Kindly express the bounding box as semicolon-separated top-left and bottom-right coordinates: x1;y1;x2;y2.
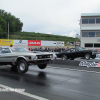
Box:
10;44;13;47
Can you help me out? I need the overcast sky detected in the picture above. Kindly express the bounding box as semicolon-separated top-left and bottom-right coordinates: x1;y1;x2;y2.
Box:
1;0;100;37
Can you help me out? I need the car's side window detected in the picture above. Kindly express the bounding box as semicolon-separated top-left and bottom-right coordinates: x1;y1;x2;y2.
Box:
75;49;79;51
71;49;75;52
1;48;11;53
66;50;70;52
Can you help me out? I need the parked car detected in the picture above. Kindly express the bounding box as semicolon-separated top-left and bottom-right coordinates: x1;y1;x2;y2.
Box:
0;47;53;73
56;47;99;60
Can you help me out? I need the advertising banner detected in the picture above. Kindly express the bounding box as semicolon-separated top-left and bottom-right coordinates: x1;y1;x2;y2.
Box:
41;41;54;46
53;41;64;46
28;40;41;46
14;40;27;46
0;39;13;46
79;61;100;68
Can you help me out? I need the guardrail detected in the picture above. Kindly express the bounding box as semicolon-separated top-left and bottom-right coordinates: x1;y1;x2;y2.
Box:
52;59;80;66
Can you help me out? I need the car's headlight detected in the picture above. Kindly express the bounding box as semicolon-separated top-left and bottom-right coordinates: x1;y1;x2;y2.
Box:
50;55;53;58
34;56;38;59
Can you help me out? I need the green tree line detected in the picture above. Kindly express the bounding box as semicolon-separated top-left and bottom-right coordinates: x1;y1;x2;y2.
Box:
8;32;79;42
0;9;23;33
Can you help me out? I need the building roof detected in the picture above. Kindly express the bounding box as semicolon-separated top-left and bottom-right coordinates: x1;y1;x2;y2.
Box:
81;13;100;17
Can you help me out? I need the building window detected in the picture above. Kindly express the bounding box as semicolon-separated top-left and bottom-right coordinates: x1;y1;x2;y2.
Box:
82;19;88;24
88;32;95;37
82;18;100;24
82;32;98;37
94;44;100;47
89;18;95;24
96;32;100;37
85;43;93;47
82;32;88;37
96;18;100;23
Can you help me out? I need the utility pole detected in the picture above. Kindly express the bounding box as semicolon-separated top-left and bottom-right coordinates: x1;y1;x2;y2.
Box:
8;22;9;39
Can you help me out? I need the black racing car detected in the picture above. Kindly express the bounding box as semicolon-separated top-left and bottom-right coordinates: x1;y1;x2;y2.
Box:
56;47;99;60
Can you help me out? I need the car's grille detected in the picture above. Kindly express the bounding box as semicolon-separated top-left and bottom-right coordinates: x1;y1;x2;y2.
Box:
37;55;51;59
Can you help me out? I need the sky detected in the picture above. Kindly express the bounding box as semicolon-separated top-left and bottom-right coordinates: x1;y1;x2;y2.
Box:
1;0;100;38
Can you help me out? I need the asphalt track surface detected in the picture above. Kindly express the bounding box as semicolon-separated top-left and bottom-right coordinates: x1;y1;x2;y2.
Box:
0;58;100;100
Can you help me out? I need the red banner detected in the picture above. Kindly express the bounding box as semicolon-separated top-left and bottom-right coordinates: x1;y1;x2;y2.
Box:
96;49;100;53
28;40;41;46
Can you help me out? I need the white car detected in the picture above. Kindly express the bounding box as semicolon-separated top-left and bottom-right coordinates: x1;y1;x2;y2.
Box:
0;47;53;73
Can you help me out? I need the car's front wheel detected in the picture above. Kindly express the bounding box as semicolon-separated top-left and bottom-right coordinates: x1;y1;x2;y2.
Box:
85;53;91;60
17;60;29;73
62;55;68;60
38;64;47;69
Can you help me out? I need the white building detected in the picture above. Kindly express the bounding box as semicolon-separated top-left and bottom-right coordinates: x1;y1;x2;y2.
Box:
80;13;100;49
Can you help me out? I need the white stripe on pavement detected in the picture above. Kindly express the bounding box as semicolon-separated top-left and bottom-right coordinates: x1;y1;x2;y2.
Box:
0;84;49;100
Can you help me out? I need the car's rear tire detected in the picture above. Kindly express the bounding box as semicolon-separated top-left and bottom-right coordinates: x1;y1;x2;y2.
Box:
17;60;29;73
38;64;47;69
85;53;91;60
62;55;68;60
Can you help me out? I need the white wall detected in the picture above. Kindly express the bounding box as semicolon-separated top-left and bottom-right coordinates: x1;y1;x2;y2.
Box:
41;41;54;46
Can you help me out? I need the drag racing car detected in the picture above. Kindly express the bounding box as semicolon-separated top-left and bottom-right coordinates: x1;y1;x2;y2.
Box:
0;47;53;73
56;47;99;60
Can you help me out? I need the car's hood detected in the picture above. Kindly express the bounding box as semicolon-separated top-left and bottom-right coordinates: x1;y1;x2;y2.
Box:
12;51;53;56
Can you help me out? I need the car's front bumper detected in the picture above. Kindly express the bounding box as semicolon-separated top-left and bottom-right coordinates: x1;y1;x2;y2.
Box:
28;59;53;65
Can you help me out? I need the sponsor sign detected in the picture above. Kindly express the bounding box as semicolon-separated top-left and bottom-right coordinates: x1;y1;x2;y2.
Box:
28;40;41;46
79;61;100;68
14;40;27;46
53;41;64;46
0;39;13;46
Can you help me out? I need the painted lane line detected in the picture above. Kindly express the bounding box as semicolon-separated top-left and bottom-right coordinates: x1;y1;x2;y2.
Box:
0;84;49;100
47;66;100;74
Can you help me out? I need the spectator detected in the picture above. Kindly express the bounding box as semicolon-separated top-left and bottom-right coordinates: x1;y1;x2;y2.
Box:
10;44;13;47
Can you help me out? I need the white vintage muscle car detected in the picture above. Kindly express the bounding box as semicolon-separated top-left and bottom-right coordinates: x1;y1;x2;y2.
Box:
0;47;53;73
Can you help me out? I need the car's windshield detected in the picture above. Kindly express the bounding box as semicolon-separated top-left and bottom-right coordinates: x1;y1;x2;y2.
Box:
10;47;29;52
77;47;84;51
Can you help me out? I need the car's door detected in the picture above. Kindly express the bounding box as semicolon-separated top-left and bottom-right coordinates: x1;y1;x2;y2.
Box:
0;48;12;62
57;49;70;58
69;48;77;58
75;48;85;57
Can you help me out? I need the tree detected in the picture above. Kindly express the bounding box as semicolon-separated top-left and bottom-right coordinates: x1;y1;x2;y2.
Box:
0;17;7;32
0;9;23;32
0;25;3;32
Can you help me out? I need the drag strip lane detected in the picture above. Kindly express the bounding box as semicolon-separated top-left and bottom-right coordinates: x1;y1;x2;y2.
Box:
0;65;100;100
47;65;100;74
